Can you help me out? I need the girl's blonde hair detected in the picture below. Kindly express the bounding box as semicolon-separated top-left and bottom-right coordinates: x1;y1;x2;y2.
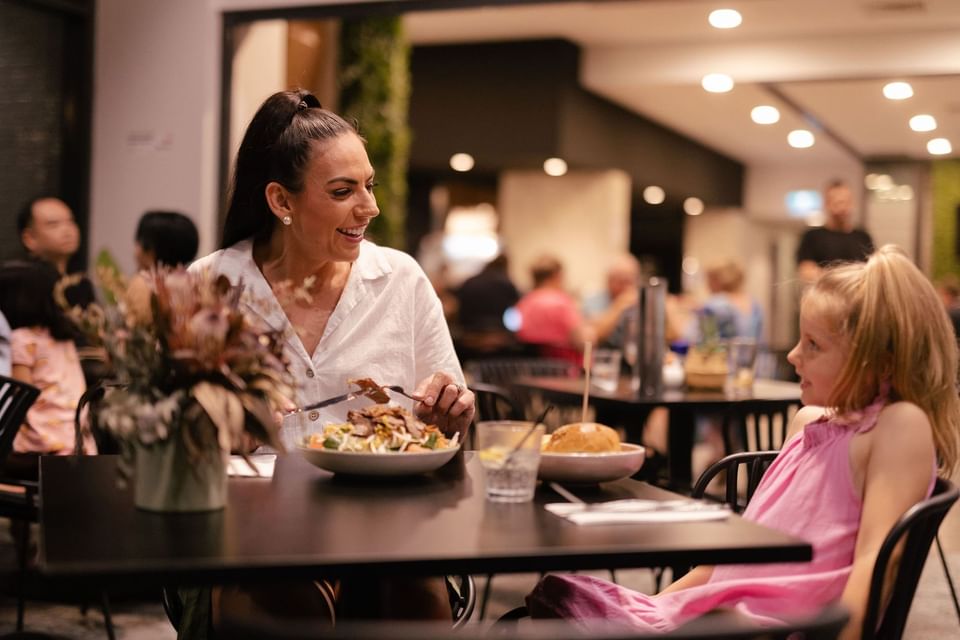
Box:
806;245;960;474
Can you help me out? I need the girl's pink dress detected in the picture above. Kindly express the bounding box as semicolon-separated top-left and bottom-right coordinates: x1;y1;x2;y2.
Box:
527;396;936;630
11;327;95;455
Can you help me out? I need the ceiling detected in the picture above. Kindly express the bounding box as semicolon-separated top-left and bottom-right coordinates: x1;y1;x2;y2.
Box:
403;0;960;169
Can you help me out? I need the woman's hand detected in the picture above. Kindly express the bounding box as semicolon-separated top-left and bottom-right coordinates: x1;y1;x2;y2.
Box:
413;372;475;437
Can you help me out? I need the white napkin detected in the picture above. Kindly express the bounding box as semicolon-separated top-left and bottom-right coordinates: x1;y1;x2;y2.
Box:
545;499;730;525
227;454;276;478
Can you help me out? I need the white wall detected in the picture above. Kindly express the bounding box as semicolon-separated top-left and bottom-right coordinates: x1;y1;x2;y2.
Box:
90;0;384;274
744;161;864;223
499;169;632;299
92;0;220;273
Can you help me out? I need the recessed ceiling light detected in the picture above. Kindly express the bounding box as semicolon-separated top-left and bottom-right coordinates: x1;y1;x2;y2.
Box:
708;9;742;29
683;197;705;216
449;153;474;172
927;138;953;155
701;73;734;93
543;157;568;177
909;114;937;132
750;105;780;125
882;81;913;100
643;186;666;205
787;130;815;148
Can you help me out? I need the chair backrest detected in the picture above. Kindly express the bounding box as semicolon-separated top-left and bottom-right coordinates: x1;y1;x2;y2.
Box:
470;382;524;422
447;573;476;629
720;401;801;454
691;450;779;513
862;476;960;640
0;375;41;467
464;358;578;423
465;357;578;386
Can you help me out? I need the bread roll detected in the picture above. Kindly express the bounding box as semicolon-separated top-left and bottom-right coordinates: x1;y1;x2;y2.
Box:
543;422;620;453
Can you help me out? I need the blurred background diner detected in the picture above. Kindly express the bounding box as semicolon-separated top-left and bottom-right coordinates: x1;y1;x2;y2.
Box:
1;0;960;637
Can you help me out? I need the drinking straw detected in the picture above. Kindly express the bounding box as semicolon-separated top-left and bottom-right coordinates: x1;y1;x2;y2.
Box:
581;341;593;424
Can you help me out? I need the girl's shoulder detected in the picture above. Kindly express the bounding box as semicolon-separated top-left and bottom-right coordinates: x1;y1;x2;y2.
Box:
870;401;933;450
786;405;827;440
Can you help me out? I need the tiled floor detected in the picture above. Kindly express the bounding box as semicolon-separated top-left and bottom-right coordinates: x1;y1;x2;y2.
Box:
2;476;959;638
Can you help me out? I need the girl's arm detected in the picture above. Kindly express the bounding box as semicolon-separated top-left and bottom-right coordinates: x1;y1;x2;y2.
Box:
658;565;715;595
11;363;33;385
838;402;936;640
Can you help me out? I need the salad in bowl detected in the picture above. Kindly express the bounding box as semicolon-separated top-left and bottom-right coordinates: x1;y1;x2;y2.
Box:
300;405;461;475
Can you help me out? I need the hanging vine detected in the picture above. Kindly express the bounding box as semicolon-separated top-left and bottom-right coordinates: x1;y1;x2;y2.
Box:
338;16;411;250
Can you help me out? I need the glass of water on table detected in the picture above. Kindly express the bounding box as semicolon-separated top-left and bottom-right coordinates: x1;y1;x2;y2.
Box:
476;421;545;503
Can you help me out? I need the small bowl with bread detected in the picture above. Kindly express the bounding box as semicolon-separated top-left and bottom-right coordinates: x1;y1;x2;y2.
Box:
538;422;645;484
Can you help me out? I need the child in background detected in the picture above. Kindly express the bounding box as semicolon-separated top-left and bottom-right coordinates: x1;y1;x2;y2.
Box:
528;245;960;639
0;260;97;479
134;210;199;269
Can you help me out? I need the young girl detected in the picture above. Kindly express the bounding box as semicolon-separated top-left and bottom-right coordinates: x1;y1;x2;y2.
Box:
0;260;97;479
527;245;960;639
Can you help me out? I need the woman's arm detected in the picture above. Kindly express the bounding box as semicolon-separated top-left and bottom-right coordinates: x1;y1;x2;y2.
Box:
837;402;935;640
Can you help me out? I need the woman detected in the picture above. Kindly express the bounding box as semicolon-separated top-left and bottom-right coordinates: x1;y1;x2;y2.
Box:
193;90;474;443
190;89;475;629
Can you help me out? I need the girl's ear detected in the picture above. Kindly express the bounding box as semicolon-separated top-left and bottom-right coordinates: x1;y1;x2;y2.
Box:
264;182;293;222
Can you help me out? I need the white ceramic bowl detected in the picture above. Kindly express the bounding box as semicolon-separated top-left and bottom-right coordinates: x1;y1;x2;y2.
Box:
538;443;646;484
298;443;461;476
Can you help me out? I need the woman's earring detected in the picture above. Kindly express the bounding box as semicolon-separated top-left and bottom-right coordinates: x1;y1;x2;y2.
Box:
282;215;292;226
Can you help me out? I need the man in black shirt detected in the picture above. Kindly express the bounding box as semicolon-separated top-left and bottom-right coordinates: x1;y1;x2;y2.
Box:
796;179;874;286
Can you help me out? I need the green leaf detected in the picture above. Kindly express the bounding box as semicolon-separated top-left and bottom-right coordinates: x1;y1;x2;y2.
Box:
323;437;340;450
424;432;438;449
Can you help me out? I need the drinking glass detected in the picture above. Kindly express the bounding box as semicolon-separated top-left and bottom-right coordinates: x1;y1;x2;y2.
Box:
476;420;545;503
727;338;758;395
590;348;622;393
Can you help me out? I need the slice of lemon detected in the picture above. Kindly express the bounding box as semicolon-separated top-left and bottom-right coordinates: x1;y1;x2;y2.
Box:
478;446;508;467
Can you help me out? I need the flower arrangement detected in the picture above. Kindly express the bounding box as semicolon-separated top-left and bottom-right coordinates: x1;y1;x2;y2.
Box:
684;311;729;390
58;255;296;481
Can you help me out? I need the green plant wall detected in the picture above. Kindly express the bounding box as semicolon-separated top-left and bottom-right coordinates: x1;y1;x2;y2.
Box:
931;160;960;280
338;16;411;250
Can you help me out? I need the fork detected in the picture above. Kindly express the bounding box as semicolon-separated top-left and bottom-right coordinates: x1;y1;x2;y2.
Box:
288;390;362;415
381;385;426;402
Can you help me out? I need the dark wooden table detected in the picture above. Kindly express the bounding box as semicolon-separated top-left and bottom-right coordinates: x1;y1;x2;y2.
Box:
513;377;802;488
38;453;810;588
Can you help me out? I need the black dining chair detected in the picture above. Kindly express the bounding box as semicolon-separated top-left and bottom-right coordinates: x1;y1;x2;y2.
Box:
0;374;116;639
861;476;959;640
0;375;41;631
464;357;578;424
719;401;801;455
471;382;524;423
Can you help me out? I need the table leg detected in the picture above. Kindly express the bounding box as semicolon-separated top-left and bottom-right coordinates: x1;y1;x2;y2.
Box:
667;407;695;491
